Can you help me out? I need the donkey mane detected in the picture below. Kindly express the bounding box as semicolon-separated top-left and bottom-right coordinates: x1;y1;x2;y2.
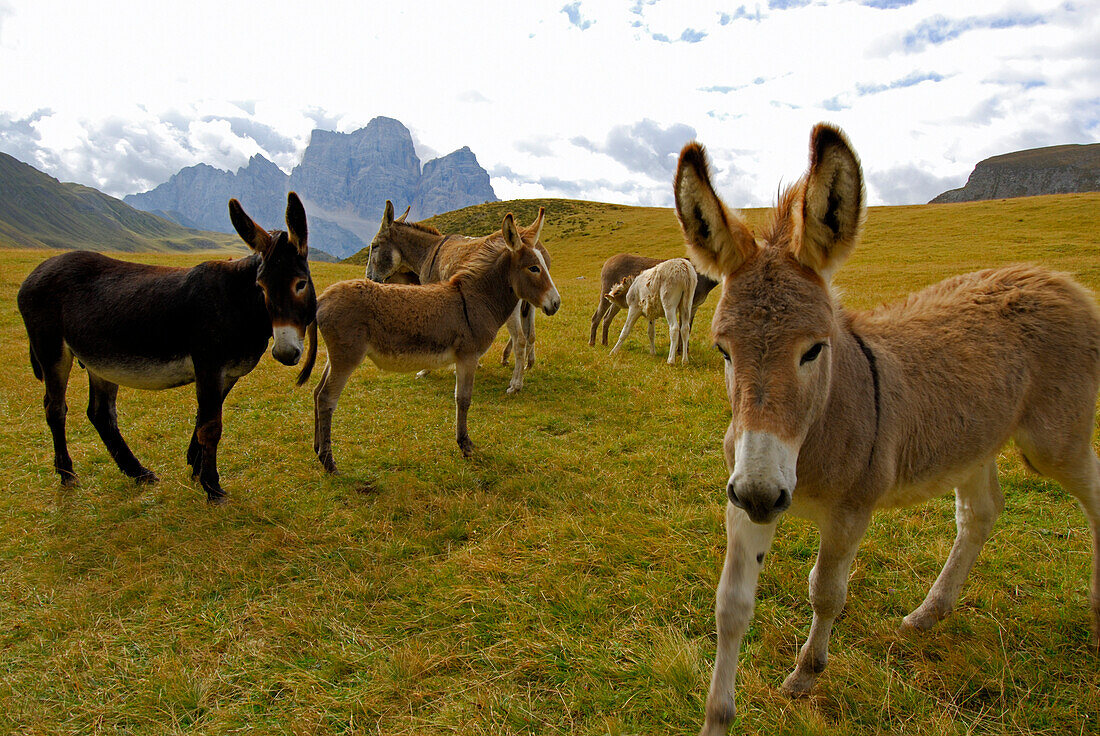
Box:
396;220;442;236
447;237;509;285
756;179;804;247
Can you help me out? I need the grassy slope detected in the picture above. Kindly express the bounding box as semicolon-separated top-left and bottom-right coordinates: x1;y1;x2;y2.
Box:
1;193;1098;735
0;152;243;253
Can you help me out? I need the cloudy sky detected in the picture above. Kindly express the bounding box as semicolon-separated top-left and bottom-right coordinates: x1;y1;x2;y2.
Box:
1;0;1096;208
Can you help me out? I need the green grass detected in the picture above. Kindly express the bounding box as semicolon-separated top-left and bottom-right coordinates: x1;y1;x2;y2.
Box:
1;193;1099;735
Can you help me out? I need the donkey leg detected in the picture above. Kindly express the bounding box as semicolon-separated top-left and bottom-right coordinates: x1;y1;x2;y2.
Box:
1037;448;1100;645
192;370;228;504
903;462;1003;631
590;297;610;346
505;306;527;395
609;308;642;356
454;356;478;457
42;348;76;486
700;504;778;736
522;304;536;370
87;373;157;484
502;304;521;366
648;319;657;356
663;301;680;364
781;513;870;697
314;360;356;474
187;377;236;480
601;304;622;346
680;296;694;364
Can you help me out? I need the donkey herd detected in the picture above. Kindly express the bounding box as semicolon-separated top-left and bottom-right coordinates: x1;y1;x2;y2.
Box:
16;124;1100;733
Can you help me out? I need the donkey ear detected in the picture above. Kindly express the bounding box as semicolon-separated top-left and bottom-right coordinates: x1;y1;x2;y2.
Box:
395;204;411;223
675;142;757;280
502;213;523;252
524;206;546;242
790;123;865;279
229;198;273;255
378;200;395;232
285;191;308;256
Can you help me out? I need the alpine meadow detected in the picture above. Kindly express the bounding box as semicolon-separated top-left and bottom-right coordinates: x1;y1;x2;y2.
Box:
2;192;1099;735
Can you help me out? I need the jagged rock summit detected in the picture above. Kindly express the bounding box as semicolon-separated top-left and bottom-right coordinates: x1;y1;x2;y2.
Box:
930;143;1100;204
125;117;498;258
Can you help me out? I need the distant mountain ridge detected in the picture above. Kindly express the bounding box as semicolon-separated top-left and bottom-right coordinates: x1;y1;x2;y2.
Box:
930;143;1100;203
125;117;498;258
0;151;241;253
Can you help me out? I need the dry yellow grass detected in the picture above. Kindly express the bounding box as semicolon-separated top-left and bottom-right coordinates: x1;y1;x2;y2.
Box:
1;193;1098;735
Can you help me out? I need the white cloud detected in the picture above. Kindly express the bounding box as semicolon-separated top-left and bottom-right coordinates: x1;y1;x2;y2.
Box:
0;0;1095;207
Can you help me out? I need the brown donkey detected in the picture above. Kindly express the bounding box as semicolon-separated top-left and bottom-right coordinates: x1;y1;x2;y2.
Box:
17;193;316;503
299;211;560;470
675;125;1100;734
365;200;553;394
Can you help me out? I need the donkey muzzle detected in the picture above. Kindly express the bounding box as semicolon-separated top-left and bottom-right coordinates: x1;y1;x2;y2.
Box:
729;430;797;524
542;289;561;316
727;478;791;524
272;325;304;366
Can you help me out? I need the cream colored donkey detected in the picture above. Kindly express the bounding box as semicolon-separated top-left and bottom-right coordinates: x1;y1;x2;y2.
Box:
674;124;1100;735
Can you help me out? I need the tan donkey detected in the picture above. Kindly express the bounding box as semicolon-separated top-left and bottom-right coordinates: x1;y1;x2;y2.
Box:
298;211;560;471
365;200;553;394
674;124;1100;735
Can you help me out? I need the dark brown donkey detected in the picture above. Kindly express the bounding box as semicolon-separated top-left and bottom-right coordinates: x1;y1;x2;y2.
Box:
589;253;718;346
365;200;552;394
298;211;560;471
17;193;317;504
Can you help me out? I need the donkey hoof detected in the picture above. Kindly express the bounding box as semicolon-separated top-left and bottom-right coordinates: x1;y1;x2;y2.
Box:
506;384;522;395
59;472;80;488
458;439;475;457
135;469;159;485
206;491;229;506
318;453;339;474
780;668;819;698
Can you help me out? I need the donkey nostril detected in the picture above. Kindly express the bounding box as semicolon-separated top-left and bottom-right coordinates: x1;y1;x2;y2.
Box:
774;487;791;512
727;483;744;508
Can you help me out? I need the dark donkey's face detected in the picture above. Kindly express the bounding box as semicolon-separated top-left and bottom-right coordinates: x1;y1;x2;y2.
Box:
229;192;317;365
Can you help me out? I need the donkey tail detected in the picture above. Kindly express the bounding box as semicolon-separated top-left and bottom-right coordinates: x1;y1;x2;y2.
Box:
296;321;318;387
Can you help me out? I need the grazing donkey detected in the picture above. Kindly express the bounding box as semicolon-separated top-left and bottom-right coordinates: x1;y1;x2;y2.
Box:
17;193;316;504
674;125;1100;735
606;258;697;364
299;211;560;470
589;253;718;346
365;200;552;394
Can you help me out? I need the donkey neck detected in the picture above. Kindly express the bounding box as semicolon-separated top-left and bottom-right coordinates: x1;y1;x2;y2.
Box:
454;251;520;333
390;224;447;279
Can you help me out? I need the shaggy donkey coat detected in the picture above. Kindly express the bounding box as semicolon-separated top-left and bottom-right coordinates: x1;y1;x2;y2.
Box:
606;257;697;364
300;211;560;470
365;200;554;394
675;124;1100;736
589;252;718;346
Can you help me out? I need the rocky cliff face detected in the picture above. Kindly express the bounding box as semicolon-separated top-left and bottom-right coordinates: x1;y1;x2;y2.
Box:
288;118;421;222
124;117;498;259
930;143;1100;203
412;147;496;219
125;156;289;233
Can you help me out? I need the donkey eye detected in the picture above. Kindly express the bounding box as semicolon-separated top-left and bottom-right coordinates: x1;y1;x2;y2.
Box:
528;265;541;273
715;344;730;361
800;342;825;365
294;279;308;294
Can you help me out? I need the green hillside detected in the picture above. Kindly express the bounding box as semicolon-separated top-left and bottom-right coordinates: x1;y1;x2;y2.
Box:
347;192;1100;304
0;191;1098;734
0;151;243;253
